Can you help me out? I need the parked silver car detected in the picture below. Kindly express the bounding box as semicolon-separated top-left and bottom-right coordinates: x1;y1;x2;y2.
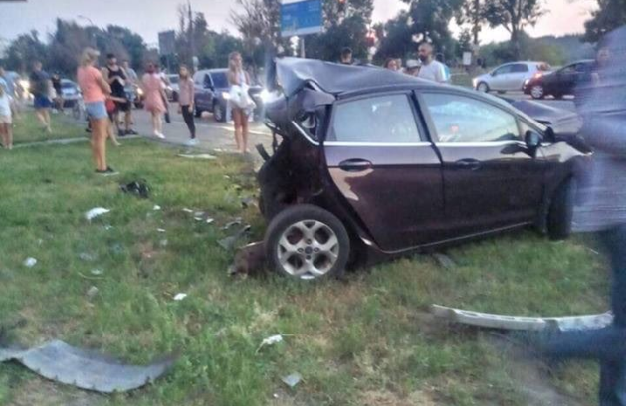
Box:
473;61;551;94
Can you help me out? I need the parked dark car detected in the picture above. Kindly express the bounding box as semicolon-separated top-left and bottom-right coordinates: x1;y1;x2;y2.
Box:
256;58;591;280
523;60;594;99
193;69;231;122
60;79;82;108
193;68;265;122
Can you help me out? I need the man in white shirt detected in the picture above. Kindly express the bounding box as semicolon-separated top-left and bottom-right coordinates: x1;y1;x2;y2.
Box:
417;43;448;84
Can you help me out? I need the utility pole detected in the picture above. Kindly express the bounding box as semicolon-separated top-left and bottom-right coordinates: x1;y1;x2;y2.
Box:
188;0;195;70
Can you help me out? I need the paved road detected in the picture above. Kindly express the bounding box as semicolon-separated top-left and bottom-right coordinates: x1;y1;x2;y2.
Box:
109;103;274;152
499;92;577;112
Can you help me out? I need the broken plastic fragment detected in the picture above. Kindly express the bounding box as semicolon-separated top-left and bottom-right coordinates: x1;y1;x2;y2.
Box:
182;208;194;214
257;334;283;353
157;228;166;233
86;286;99;300
178;153;217;160
23;258;37;268
79;253;95;262
173;293;188;301
90;269;104;276
86;208;110;221
281;372;303;388
206;218;215;224
153;205;161;211
0;340;175;393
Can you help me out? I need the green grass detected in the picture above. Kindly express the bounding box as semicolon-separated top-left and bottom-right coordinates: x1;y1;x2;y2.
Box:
0;116;608;405
12;111;86;144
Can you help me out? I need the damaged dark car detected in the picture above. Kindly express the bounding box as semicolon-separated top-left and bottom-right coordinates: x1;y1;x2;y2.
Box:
256;58;591;281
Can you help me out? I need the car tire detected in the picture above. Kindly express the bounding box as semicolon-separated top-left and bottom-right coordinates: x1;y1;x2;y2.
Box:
476;82;490;93
265;205;350;281
195;102;202;118
213;102;227;123
547;179;574;241
172;92;179;103
530;85;545;100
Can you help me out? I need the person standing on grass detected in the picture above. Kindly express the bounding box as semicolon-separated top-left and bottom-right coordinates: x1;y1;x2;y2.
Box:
103;53;136;136
77;48;116;175
177;65;197;146
532;26;626;406
142;62;168;139
228;52;252;154
51;72;64;114
417;43;448;84
0;83;13;150
30;61;52;133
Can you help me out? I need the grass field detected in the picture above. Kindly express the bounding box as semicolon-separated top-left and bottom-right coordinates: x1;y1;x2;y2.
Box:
0;117;609;405
11;110;86;145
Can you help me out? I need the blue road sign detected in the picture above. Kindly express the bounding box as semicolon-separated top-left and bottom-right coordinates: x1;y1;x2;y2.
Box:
281;0;323;37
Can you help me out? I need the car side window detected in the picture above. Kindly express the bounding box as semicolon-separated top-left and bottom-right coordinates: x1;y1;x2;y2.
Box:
329;94;421;143
422;93;521;143
493;65;513;75
511;64;529;73
561;65;576;75
203;74;212;89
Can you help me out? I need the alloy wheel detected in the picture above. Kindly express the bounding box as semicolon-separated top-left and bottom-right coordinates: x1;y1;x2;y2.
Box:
530;85;544;99
477;82;489;93
276;220;339;280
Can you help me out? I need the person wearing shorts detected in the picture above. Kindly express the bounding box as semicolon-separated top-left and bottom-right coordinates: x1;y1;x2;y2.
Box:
77;48;116;175
0;84;13;149
30;61;52;133
103;53;136;136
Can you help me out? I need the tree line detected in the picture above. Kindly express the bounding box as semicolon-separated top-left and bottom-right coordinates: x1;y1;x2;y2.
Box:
0;0;623;77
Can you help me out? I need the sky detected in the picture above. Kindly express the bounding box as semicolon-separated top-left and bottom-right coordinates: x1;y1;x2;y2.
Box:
0;0;597;48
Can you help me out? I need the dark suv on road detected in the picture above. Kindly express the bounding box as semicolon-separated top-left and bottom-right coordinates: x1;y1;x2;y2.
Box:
256;58;591;281
193;69;231;122
523;60;594;99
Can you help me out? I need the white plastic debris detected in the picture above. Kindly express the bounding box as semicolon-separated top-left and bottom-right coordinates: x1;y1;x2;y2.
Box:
281;372;303;388
157;228;166;233
23;258;38;268
178;153;217;160
159;239;168;248
86;208;110;221
182;208;194;214
173;293;188;301
153;205;161;211
206;218;215;225
104;225;113;231
90;269;104;276
86;286;99;300
194;217;203;222
257;334;283;353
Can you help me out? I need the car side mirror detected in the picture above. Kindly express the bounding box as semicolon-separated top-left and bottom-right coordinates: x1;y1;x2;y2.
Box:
525;130;542;152
544;126;555;143
491;71;497;77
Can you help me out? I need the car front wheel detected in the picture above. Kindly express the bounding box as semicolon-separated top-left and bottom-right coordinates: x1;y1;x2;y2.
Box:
547;179;575;240
265;205;350;281
213;102;227;123
476;82;490;93
530;85;545;99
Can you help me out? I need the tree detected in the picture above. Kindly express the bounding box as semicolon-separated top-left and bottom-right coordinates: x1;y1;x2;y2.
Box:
4;31;48;73
482;0;545;59
583;0;626;42
374;12;415;61
455;0;485;45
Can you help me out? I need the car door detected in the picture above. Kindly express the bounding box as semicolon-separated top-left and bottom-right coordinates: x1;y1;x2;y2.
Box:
489;64;513;91
323;92;445;252
508;63;530;90
557;64;577;95
194;73;213;111
418;91;545;238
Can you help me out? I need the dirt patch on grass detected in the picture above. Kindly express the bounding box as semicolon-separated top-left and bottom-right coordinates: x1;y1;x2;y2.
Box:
8;377;101;406
360;389;437;406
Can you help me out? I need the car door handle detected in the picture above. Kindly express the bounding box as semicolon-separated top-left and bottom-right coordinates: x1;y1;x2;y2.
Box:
454;159;482;171
339;159;373;172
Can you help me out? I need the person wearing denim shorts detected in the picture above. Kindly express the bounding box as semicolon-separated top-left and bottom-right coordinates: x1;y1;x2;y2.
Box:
77;48;116;175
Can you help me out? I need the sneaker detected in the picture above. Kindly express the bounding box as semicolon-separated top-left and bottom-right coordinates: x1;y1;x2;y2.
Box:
126;129;138;135
118;129;127;137
186;138;199;146
95;167;119;176
155;132;165;139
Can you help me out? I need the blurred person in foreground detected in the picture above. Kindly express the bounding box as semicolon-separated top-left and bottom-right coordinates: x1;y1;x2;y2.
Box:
534;26;626;406
339;47;353;65
417;43;448;83
77;48;116;175
227;51;253;154
30;61;53;133
142;62;168;139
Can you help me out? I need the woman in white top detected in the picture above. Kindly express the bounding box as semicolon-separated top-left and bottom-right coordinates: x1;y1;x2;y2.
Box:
227;52;252;154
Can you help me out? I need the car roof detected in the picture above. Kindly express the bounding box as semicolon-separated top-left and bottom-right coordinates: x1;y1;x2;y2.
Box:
276;57;437;98
195;69;228;75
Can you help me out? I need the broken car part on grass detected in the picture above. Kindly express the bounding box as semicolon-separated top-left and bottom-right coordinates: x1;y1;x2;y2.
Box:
431;304;613;332
0;340;175;393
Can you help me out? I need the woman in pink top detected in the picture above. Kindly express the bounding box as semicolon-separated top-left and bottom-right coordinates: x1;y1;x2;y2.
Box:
177;65;196;145
77;48;115;175
142;63;168;139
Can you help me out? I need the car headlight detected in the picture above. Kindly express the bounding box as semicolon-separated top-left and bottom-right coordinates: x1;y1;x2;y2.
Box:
136;88;144;96
259;89;272;103
472;78;478;88
222;92;231;101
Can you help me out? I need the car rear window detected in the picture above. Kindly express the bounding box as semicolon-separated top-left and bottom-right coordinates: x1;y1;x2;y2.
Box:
511;64;529;73
329;94;421;144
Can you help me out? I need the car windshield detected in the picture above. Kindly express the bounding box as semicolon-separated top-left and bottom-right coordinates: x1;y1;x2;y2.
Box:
62;82;74;89
211;72;229;88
